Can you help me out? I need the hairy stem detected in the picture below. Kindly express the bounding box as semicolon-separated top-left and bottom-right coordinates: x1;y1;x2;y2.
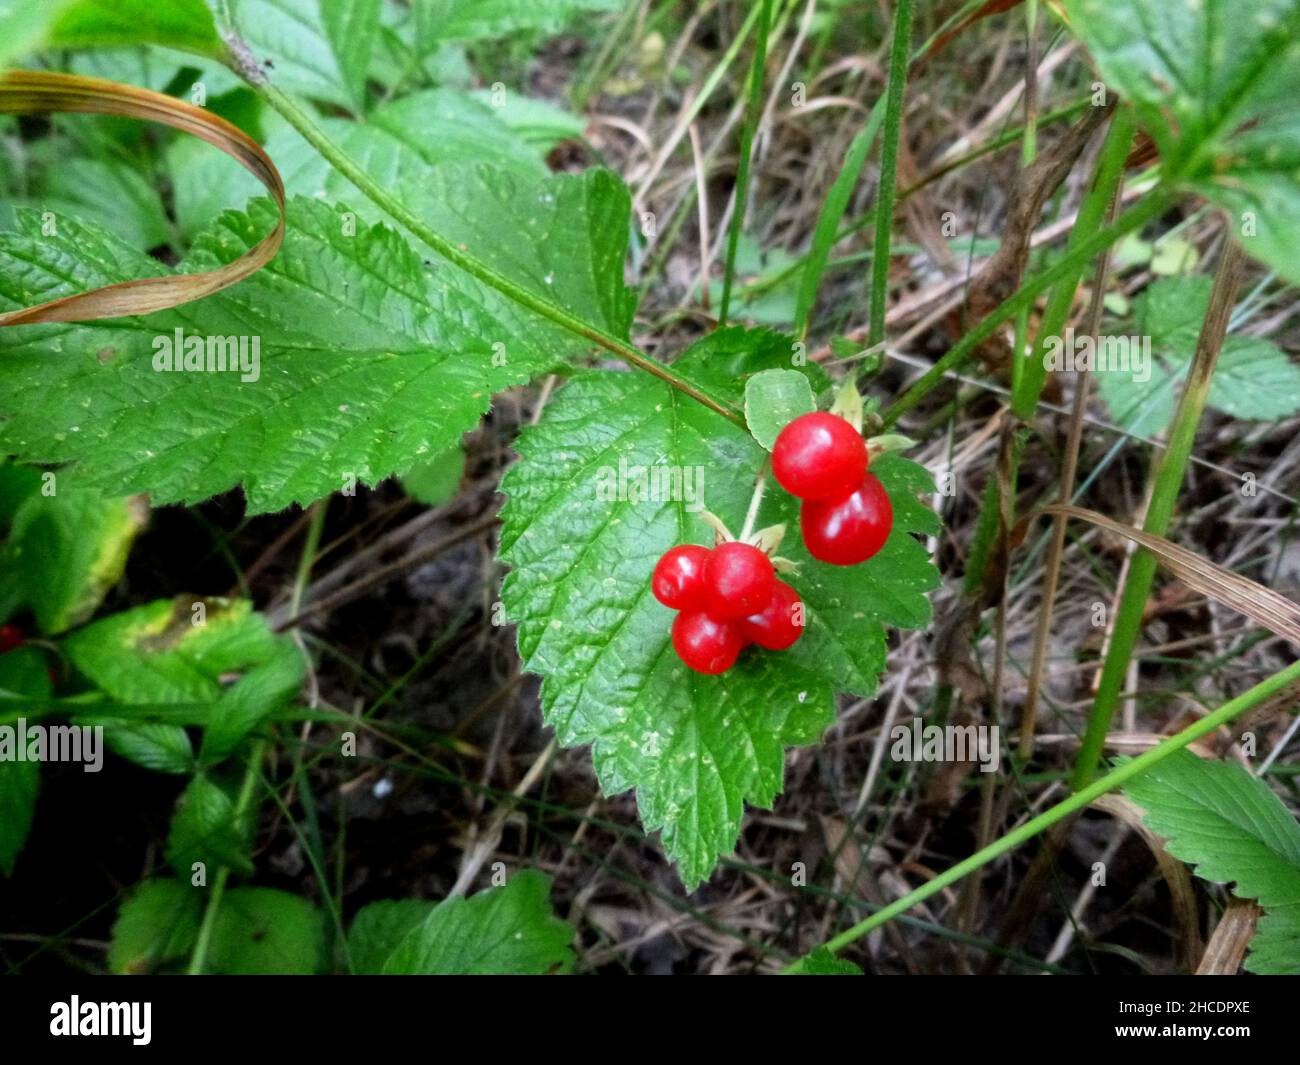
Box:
247;79;745;426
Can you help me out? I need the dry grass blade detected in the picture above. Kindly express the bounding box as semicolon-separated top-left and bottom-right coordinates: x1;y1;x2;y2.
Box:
913;0;1025;72
0;70;284;325
1195;897;1260;975
960;100;1114;375
1028;504;1300;647
1091;793;1202;971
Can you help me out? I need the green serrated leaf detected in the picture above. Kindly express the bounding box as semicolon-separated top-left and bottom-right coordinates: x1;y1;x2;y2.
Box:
468;89;586;154
82;720;195;775
14;0;224;58
262;90;548;222
1096;276;1300;433
0;647;49;876
64;598;279;704
108;878;203;974
200;639;305;763
4;489;146;636
396;165;640;343
63;597;294;772
206;887;326;974
416;0;623;44
347;898;436;974
400;445;465;506
27;157;170;251
1208;337;1300;420
500;327;937;887
1064;0;1300;282
0;176;633;511
381;871;574;974
165;135;266;243
790;946;864;975
230;0;380;112
166;773;254;880
0;0;78;66
744;368;815;450
1124;749;1300;975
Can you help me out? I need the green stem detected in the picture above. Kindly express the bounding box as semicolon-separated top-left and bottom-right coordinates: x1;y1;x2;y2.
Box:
1072;237;1246;788
1011;106;1135;419
718;0;773;327
794;97;886;340
248;80;744;427
867;0;914;351
187;737;268;975
786;656;1300;970
881;187;1173;427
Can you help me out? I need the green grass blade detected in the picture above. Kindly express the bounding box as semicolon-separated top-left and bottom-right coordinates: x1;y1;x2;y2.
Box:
793;95;886;339
718;0;774;328
867;0;914;350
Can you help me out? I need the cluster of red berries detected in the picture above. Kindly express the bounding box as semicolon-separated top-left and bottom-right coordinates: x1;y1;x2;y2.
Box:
652;541;803;675
653;408;894;674
772;411;893;565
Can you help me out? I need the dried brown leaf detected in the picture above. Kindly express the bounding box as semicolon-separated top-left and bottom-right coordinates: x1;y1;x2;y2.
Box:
0;70;283;325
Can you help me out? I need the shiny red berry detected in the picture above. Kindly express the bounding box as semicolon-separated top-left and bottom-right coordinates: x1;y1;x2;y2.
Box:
672;611;744;674
0;624;24;655
703;541;775;619
652;544;711;609
772;412;868;501
741;580;805;650
800;473;893;565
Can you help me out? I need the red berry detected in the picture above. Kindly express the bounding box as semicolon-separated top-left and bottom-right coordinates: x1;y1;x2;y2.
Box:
800;473;893;565
0;624;24;655
672;611;744;674
772;411;868;501
741;580;805;651
703;541;775;619
652;544;711;609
